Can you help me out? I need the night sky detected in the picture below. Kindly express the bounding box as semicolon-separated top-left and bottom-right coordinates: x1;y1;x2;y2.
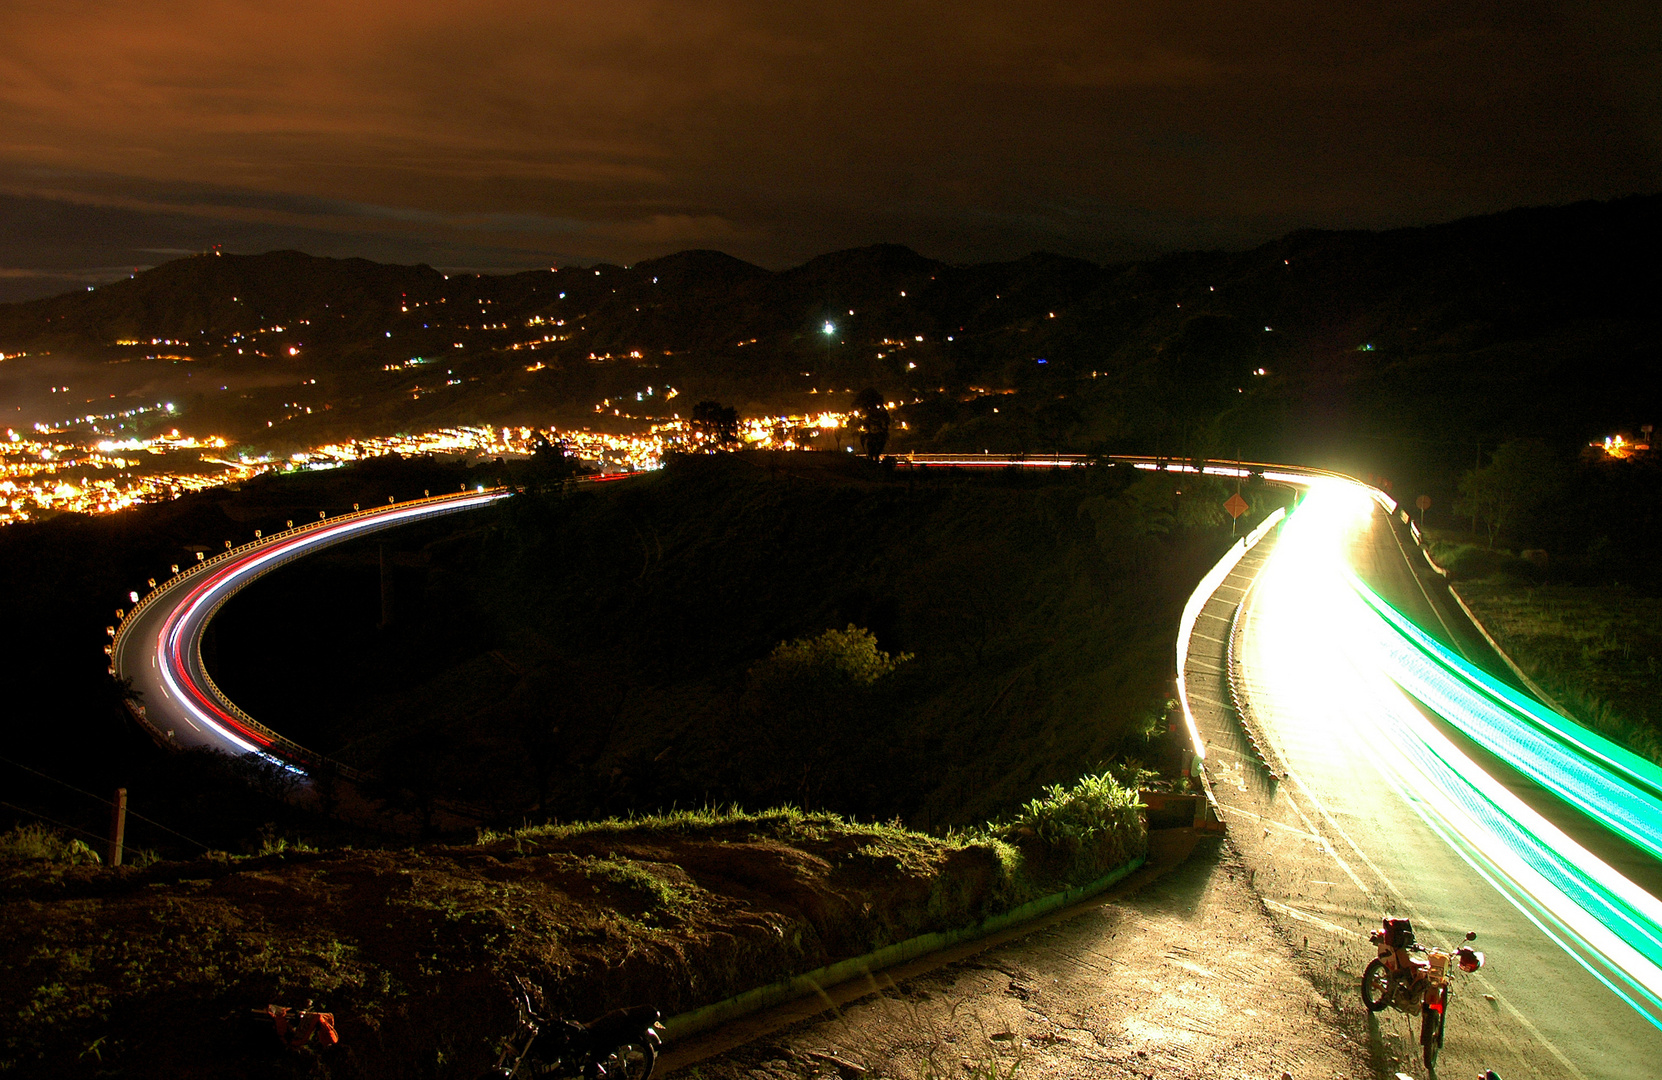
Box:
1;1;1658;300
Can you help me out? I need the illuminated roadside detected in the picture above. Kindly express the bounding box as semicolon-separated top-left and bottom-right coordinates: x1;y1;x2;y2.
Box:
1243;482;1662;1033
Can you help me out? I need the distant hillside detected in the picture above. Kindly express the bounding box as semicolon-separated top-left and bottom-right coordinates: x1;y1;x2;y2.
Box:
1;195;1656;486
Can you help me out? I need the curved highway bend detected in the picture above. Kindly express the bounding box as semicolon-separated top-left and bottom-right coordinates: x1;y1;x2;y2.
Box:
111;488;515;763
103;453;1183;764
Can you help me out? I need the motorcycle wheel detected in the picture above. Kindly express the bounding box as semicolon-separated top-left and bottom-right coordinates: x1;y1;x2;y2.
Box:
1421;1006;1445;1072
603;1040;656;1080
1360;959;1392;1012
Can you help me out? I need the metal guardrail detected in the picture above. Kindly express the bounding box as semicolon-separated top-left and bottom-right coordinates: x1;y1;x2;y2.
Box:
1173;505;1286;767
1225;560;1285;781
111;488;510;669
110;488;515;775
898;451;1087;466
109;475;650;817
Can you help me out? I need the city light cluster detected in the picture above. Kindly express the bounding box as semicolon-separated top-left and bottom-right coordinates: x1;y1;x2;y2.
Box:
2;426;253;524
0;404;865;527
34;400;176;435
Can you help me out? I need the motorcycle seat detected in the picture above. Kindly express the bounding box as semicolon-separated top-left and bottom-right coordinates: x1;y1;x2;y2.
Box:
1393;948;1429;972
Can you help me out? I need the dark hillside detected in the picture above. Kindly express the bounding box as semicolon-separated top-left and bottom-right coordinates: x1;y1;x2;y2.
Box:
0;251;441;348
207;454;1273;830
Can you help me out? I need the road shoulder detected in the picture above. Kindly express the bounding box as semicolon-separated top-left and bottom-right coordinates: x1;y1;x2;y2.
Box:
669;833;1372;1079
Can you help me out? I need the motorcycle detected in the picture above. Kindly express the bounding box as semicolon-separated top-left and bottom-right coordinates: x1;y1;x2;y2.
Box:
481;976;663;1080
1360;917;1485;1072
249;1000;340;1052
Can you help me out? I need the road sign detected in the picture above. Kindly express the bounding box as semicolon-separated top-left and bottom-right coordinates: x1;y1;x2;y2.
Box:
1224;492;1249;519
1416;495;1432;511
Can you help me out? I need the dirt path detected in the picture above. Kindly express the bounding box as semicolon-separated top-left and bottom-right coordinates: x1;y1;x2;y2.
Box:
668;835;1372;1080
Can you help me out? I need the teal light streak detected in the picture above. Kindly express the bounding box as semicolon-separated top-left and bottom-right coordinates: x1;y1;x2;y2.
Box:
1351;577;1662;864
1334;570;1662;1022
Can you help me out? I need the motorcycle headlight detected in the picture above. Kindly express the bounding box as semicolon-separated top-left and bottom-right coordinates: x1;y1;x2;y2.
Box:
1457;948;1484;973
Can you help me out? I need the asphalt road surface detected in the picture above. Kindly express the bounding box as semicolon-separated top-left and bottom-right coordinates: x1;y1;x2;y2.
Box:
1194;482;1662;1079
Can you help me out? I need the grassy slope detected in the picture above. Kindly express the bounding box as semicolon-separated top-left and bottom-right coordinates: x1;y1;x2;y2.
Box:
1456;580;1662;764
2;795;1143;1080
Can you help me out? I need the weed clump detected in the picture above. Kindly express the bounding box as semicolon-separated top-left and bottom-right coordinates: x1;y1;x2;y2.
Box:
995;771;1146;887
0;824;101;866
581;854;695;919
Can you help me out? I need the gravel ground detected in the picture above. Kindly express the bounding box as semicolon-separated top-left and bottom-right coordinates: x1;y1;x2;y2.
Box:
673;835;1374;1080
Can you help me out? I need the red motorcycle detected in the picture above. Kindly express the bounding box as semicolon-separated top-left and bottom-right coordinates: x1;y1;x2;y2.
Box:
1360;917;1485;1072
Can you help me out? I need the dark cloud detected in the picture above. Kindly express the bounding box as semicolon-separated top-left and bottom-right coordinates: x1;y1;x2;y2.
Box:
0;0;1656;301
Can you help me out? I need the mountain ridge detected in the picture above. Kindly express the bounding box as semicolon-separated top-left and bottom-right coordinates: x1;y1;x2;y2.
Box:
1;194;1656;486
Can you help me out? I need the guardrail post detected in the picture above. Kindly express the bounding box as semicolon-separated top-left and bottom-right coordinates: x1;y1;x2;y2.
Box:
108;787;127;867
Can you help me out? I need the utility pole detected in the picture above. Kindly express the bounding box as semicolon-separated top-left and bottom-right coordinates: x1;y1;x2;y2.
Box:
108;787;127;867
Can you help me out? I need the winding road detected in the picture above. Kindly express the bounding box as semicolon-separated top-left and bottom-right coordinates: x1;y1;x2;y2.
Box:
110;488;514;765
106;455;1662;1076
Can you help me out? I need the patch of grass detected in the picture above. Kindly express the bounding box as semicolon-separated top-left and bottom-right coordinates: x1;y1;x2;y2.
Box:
581;854;694;918
0;772;1150;1078
1426;538;1536;581
505;804;928;846
255;824;318;856
0;824;101;866
1459;582;1662;765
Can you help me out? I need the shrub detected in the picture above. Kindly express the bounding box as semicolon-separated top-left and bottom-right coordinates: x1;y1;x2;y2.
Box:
749;625;912;691
997;772;1146;884
1426;540;1534;582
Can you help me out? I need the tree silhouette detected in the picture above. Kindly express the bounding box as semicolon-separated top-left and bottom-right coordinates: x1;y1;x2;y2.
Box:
1456;439;1568;547
852;388;890;460
690;400;740;451
528;430;578;485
